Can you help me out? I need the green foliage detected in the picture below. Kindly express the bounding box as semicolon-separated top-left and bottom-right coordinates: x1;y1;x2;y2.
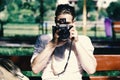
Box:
22;71;42;77
2;0;120;22
87;11;97;21
0;47;34;56
106;1;120;21
83;71;120;77
76;0;96;20
6;0;57;23
0;8;8;21
44;0;57;11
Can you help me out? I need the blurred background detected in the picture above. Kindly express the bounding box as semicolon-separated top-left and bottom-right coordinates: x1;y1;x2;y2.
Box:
0;0;120;55
0;0;120;77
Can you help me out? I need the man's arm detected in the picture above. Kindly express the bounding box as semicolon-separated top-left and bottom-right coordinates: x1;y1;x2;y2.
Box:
73;36;97;74
31;32;66;74
31;41;56;74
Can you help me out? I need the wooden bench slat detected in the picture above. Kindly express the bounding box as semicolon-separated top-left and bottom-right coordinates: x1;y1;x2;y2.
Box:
114;28;120;32
113;22;120;25
95;55;120;71
90;76;120;80
113;22;120;34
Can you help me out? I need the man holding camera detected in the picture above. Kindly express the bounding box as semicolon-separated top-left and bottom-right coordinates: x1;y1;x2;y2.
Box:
31;4;97;80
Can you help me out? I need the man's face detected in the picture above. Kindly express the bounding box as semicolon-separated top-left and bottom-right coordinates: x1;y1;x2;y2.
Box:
56;14;73;25
54;14;74;41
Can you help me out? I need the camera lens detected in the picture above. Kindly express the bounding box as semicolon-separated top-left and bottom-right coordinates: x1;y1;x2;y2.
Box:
58;27;70;41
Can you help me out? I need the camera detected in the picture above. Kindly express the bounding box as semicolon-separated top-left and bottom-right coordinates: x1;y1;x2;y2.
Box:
52;18;73;41
52;25;73;41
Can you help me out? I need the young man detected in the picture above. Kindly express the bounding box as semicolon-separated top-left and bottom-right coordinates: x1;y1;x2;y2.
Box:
31;4;97;80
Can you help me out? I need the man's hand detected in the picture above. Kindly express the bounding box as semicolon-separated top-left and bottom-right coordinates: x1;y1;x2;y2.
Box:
52;30;67;47
69;25;78;42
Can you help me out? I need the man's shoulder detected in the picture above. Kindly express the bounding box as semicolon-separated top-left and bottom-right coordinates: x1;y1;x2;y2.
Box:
38;34;52;41
78;35;91;44
39;34;52;38
78;35;90;39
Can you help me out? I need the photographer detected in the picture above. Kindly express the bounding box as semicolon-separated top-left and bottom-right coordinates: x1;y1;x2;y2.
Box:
31;4;97;80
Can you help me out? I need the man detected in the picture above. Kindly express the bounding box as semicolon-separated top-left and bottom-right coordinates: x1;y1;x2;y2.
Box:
31;4;97;80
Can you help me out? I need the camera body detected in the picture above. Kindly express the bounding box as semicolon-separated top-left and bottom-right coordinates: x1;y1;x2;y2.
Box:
52;24;72;41
53;18;73;41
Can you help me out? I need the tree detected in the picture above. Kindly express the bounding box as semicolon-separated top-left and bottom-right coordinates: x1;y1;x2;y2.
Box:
76;0;96;21
0;0;10;37
106;1;120;21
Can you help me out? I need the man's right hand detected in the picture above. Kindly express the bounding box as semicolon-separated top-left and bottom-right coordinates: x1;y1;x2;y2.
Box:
52;30;67;47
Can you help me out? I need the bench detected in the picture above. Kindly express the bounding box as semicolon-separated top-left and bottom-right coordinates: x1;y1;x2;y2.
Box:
89;55;120;80
112;22;120;39
113;22;120;33
0;54;120;80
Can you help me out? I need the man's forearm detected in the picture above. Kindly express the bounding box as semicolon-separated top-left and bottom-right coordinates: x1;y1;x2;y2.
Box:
31;41;56;74
73;40;97;74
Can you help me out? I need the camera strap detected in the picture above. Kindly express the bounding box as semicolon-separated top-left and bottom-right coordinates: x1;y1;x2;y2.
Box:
56;40;73;75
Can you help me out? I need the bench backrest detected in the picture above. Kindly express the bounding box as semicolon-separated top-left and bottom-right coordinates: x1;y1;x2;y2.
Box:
90;55;120;80
95;55;120;71
113;22;120;33
111;22;120;39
